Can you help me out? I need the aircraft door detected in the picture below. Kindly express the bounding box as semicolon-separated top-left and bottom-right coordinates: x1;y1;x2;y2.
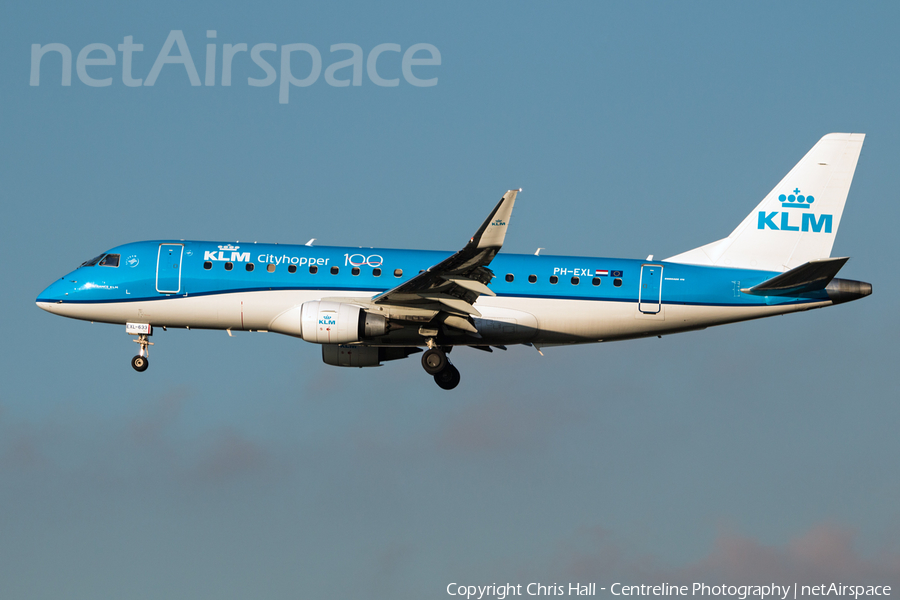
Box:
156;243;184;294
638;264;663;314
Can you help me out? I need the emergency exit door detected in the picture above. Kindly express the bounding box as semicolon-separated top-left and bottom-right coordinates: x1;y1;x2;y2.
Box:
638;264;663;314
156;244;184;294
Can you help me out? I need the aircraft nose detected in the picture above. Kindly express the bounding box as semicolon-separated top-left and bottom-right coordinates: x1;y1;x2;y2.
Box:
36;278;72;312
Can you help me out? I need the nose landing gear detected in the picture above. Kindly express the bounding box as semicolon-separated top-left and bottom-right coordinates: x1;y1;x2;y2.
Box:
131;353;149;372
126;323;154;372
131;333;152;372
421;345;460;390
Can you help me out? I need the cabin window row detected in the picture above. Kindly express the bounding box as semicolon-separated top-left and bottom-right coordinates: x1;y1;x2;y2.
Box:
199;261;623;288
202;262;405;278
506;273;623;288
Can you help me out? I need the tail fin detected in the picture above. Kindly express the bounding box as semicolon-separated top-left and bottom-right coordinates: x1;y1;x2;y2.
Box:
666;133;865;272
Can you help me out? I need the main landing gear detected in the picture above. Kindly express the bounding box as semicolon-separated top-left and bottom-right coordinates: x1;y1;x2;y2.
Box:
421;345;460;390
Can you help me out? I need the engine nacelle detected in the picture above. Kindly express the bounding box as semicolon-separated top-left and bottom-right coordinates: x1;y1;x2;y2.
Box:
322;345;421;367
299;301;389;344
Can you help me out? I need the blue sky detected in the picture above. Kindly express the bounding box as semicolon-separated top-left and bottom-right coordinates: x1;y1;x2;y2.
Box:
2;2;899;598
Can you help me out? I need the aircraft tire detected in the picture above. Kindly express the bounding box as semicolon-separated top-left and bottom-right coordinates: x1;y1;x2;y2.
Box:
131;355;149;372
434;364;460;390
421;348;448;375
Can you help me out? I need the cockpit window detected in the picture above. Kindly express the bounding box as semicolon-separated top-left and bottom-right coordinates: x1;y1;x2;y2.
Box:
98;254;120;267
81;254;104;267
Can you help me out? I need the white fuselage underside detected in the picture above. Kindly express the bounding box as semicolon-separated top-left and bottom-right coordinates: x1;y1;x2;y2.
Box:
36;291;831;347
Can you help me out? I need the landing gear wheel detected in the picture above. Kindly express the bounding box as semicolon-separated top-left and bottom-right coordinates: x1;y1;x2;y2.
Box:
434;364;460;390
421;348;448;375
130;332;153;372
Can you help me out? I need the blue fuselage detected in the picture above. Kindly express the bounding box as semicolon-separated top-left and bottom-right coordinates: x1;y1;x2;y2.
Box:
37;240;815;311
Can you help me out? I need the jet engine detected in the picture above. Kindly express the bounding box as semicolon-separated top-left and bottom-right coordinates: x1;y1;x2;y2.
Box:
299;301;389;344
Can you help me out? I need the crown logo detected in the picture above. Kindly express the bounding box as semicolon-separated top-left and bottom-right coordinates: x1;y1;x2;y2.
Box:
779;188;815;209
218;244;239;251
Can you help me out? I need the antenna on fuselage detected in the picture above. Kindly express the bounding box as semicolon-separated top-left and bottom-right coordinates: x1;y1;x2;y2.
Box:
534;248;544;256
305;239;315;246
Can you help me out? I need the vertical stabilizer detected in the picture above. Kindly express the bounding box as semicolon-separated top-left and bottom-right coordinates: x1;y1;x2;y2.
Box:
666;133;865;272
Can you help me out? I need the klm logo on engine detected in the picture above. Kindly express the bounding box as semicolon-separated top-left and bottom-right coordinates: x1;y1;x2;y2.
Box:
203;244;251;262
758;189;832;233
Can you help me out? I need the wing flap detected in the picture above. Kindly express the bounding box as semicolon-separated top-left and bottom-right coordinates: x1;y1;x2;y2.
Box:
419;294;481;316
442;315;479;333
442;276;496;296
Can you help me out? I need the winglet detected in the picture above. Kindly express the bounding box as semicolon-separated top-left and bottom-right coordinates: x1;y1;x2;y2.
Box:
470;189;519;250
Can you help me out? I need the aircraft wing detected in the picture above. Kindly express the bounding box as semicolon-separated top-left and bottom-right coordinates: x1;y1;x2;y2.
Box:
371;189;519;329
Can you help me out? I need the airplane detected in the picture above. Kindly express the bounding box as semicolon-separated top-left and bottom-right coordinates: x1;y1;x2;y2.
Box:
36;133;871;390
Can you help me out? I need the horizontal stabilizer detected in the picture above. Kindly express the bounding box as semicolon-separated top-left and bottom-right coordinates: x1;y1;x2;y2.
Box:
741;257;849;297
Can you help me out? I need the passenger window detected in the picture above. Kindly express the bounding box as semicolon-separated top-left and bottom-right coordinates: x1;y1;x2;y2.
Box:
309;266;318;274
505;274;514;282
592;277;601;286
203;261;212;270
613;278;623;287
98;254;120;267
267;264;276;273
571;276;579;285
246;263;255;272
224;262;234;271
528;274;537;284
288;265;297;273
351;267;360;276
373;268;382;277
394;269;403;277
549;275;558;284
330;266;339;275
